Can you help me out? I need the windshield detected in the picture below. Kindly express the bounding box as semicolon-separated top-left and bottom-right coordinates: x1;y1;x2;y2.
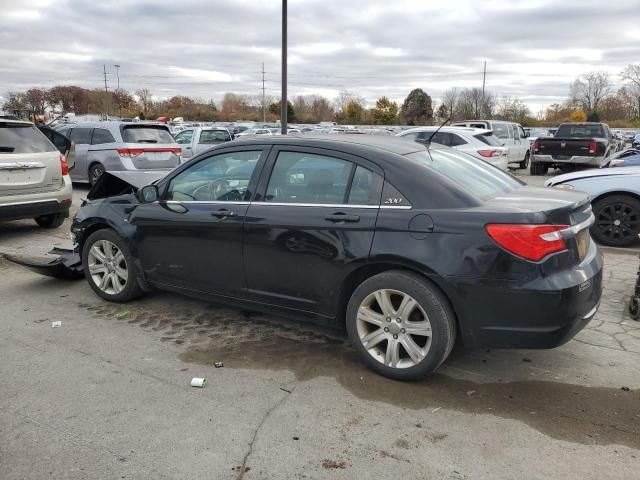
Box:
556;124;605;138
405;148;523;200
0;123;57;153
122;125;175;144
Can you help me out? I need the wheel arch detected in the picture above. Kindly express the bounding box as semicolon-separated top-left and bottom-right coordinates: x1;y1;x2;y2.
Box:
337;259;464;342
591;190;640;206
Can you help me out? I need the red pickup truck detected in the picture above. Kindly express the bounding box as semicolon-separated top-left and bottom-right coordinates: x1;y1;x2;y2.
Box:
530;122;614;175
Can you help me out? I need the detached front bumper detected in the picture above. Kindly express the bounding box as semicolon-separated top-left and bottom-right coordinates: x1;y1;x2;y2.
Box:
532;154;603;167
3;247;83;280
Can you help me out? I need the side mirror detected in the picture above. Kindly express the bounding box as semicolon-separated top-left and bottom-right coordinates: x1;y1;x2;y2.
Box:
139;184;159;203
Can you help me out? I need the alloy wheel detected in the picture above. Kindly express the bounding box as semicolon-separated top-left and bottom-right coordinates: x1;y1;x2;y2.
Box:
356;289;432;369
596;203;639;243
87;240;128;295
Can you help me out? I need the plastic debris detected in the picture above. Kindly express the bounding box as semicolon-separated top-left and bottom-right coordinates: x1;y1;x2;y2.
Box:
114;311;130;319
214;362;224;368
190;377;206;388
432;407;442;413
466;390;476;396
621;386;631;392
51;321;62;328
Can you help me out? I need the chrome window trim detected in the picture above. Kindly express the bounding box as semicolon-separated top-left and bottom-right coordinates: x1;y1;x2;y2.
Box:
162;200;412;209
0;162;46;170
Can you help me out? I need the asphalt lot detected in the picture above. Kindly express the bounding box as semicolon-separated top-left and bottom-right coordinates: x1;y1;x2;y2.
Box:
1;174;639;479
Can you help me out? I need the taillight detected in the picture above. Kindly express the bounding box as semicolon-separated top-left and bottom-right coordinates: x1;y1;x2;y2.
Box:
60;153;69;176
533;139;540;152
485;224;568;261
588;139;597;154
117;147;182;157
477;149;502;158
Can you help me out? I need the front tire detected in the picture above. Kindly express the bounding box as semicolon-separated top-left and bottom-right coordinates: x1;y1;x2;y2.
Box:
34;213;66;228
530;162;548;176
89;163;105;187
346;271;456;380
591;195;640;247
82;229;143;302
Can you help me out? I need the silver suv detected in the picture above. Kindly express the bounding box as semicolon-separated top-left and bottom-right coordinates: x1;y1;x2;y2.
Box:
0;120;73;228
56;122;181;185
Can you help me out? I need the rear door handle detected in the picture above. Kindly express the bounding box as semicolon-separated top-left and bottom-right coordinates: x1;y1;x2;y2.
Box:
325;213;360;223
211;209;237;218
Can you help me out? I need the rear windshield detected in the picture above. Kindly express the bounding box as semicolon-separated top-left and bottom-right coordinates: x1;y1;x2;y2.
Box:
122;125;175;144
0;123;56;153
474;133;502;146
556;124;605;138
405;148;523;200
199;130;230;143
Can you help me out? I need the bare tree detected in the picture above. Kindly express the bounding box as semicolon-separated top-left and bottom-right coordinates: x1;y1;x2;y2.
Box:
24;88;48;114
456;88;495;119
569;71;611;114
135;88;153;113
620;64;640;120
440;87;460;119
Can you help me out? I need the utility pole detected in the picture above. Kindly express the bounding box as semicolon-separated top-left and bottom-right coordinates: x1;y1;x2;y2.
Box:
280;0;287;134
261;62;266;123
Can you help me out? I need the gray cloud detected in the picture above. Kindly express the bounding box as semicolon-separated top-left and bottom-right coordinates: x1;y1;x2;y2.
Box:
1;0;638;111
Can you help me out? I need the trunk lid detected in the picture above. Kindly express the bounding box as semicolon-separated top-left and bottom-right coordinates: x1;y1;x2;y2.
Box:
0;151;62;195
535;137;606;158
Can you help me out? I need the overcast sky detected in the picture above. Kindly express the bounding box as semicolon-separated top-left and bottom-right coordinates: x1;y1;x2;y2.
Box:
1;0;639;112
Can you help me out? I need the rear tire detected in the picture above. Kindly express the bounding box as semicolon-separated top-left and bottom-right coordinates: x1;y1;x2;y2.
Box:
89;163;105;187
519;151;530;170
82;229;143;302
591;195;640;247
345;271;456;380
34;213;66;228
530;162;548;176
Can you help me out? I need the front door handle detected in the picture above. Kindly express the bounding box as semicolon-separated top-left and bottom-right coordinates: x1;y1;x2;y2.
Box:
211;208;237;218
325;213;360;223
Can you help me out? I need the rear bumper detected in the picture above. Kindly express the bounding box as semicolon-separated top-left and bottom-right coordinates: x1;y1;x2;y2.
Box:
0;199;70;221
532;154;603;167
445;244;604;349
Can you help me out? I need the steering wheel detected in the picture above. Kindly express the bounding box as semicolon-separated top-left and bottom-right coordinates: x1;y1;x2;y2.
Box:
193;179;229;201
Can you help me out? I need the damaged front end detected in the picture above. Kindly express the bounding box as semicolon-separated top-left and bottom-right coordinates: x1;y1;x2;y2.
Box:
4;170;168;280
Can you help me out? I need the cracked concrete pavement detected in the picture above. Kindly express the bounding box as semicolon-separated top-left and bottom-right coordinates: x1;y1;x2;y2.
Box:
1;180;640;479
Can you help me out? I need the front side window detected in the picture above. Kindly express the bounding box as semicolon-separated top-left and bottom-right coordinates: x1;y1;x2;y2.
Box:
166;150;261;202
91;128;116;145
491;123;510;140
174;130;193;144
199;130;231;143
265;151;352;205
69;127;93;145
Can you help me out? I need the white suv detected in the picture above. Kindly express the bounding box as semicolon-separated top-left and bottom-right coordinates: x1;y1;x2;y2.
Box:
0;120;73;228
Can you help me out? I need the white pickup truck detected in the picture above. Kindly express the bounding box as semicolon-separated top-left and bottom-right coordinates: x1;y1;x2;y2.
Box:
173;126;234;162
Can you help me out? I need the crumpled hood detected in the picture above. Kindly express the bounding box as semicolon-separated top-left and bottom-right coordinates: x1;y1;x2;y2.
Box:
545;166;640;186
88;170;171;200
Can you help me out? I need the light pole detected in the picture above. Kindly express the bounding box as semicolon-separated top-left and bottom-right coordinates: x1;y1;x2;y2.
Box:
280;0;287;135
114;64;121;90
114;64;121;117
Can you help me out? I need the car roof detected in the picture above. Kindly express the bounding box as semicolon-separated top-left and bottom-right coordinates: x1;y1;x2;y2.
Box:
0;119;34;126
59;121;167;128
232;134;428;156
400;126;492;135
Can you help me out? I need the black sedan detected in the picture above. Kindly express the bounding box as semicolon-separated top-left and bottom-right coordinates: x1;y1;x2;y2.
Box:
70;136;603;380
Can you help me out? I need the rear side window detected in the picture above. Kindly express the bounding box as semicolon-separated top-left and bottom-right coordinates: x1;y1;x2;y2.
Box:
122;125;174;144
199;130;231;143
69;127;93;145
0;123;56;153
381;181;410;207
91;128;116;145
405;149;523;200
265;152;352;204
347;166;383;206
475;133;502;146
